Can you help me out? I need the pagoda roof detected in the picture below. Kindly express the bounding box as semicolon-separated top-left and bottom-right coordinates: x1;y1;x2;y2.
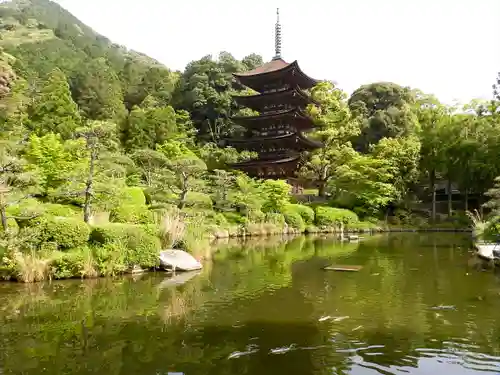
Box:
233;87;318;112
232;155;299;168
232;107;315;130
231;154;302;179
233;59;318;91
226;132;322;150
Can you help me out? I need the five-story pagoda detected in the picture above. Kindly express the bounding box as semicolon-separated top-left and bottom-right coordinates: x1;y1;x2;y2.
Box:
225;9;322;183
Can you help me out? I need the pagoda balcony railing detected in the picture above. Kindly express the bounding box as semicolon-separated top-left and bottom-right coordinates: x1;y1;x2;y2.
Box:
261;104;293;114
257;150;298;159
260;83;291;94
251;128;293;137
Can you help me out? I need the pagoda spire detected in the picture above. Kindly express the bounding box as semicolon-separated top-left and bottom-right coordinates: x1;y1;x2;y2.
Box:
273;8;282;60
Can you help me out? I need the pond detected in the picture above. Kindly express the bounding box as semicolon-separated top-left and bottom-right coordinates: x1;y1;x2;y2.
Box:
1;233;500;375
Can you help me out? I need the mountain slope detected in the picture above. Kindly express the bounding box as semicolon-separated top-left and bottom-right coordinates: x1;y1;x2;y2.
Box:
0;0;176;112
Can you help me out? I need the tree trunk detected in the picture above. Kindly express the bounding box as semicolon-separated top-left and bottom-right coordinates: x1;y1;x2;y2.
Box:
178;189;187;210
447;179;452;217
464;189;469;212
83;150;97;223
318;181;326;197
430;170;436;223
0;206;7;232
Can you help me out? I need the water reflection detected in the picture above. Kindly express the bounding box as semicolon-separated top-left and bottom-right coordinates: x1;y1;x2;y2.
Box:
0;233;500;374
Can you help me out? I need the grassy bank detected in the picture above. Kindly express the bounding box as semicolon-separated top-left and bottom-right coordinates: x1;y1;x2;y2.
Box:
0;191;473;283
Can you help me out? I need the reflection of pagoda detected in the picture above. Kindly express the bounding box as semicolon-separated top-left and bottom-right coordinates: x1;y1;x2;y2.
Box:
226;9;322;186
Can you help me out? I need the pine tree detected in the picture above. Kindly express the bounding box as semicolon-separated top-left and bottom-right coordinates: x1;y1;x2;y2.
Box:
71;58;127;121
27;68;81;139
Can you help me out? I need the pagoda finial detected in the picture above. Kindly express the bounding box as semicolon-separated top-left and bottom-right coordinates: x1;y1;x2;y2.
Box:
273;8;282;60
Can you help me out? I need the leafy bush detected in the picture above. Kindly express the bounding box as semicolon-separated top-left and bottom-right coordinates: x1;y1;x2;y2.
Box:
283;210;305;231
265;212;286;228
0;218;19;233
261;180;291;212
109;204;154;224
120;187;147;205
248;210;265;223
315;207;359;227
50;250;82;279
223;212;247;225
213;213;228;226
43;203;80;218
283;204;315;224
90;224;160;268
44;217;91;249
92;242;128;276
186;192;213;209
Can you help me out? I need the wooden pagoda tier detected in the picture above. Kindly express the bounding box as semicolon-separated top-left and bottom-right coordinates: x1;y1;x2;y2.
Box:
231;154;301;179
227;55;321;179
231;107;315;134
233;58;318;93
232;87;318;114
225;132;322;154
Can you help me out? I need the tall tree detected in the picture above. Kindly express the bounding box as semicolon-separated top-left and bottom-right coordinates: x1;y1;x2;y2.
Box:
120;103;178;151
27;68;81;139
299;81;360;196
70;58;127;122
348;82;418;151
415;95;449;221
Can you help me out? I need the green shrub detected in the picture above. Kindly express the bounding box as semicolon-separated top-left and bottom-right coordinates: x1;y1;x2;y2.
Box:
0;218;19;233
44;217;91;249
8;199;44;227
92;242;127;276
284;204;315;224
248;210;265;223
213;213;228;226
164;192;212;209
120;187;147;205
109;204;154;224
283;210;305;231
50;250;82;279
186;192;213;209
305;225;319;233
43;204;80;218
223;212;247;225
315;207;359;227
265;212;286;228
90;224;160;268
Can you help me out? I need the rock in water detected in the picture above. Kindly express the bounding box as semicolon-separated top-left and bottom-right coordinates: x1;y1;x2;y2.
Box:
159;250;203;271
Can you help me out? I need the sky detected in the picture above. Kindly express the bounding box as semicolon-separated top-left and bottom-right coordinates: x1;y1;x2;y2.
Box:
54;0;500;104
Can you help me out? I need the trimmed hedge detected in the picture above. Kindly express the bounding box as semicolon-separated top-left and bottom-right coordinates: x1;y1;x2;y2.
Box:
283;204;315;225
283;210;305;231
90;223;160;268
109;204;154;224
315;207;359;227
44;217;91;249
223;212;247;225
121;187;147;205
265;212;286;228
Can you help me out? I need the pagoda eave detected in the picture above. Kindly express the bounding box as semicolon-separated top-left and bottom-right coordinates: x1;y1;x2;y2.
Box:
234;60;318;91
231;155;301;179
232;87;319;112
231;107;315;130
225;132;322;152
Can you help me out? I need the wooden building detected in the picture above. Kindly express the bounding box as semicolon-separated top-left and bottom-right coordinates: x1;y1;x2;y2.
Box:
224;9;322;191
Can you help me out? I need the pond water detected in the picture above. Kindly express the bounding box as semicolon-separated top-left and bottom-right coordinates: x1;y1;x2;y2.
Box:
1;233;500;375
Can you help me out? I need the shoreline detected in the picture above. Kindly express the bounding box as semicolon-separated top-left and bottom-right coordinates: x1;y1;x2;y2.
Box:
209;226;472;239
1;227;472;284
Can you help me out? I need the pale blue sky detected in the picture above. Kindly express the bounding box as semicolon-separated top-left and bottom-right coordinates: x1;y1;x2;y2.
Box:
55;0;500;104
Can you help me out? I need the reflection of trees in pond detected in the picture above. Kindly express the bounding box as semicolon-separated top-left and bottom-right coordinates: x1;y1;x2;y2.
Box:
291;233;500;359
0;233;499;375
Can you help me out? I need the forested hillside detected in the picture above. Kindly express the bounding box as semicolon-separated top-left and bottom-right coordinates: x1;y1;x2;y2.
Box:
1;0;500;282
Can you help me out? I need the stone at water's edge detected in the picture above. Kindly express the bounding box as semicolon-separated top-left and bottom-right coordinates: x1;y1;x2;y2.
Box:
159;249;203;271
